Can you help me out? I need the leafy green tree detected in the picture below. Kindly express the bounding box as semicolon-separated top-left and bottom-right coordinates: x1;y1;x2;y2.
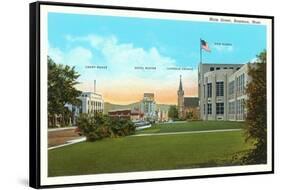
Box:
168;105;178;120
48;56;81;127
244;50;267;164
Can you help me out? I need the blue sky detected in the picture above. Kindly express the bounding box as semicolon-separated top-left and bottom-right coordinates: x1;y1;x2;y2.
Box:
48;12;266;104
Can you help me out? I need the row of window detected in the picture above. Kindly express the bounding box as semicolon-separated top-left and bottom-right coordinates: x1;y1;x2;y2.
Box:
88;101;103;107
236;99;245;115
87;109;103;114
236;74;245;95
203;100;245;116
209;67;240;71
228;74;245;96
203;74;245;98
228;100;245;114
203;103;224;115
203;82;224;98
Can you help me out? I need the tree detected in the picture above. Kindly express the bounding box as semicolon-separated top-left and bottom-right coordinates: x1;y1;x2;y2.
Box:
168;105;178;120
48;56;81;127
244;50;267;164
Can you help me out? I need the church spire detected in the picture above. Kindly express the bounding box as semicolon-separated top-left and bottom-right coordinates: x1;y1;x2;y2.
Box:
179;75;183;91
177;75;184;119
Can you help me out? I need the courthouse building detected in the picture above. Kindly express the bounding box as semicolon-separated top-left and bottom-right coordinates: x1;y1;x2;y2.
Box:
198;63;249;121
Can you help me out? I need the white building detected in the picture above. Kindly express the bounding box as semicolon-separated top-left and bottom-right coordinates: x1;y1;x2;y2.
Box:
156;109;169;122
140;93;156;121
198;63;249;121
78;92;104;114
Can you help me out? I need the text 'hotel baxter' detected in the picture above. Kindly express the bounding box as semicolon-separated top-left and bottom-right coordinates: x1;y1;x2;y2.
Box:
198;63;250;121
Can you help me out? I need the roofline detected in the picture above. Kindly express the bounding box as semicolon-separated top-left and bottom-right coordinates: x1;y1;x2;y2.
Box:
199;63;244;65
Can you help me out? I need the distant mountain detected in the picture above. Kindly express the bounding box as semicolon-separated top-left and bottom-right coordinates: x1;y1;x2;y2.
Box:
104;102;141;114
104;102;173;114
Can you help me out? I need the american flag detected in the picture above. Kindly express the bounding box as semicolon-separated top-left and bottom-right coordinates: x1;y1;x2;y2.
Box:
201;39;211;52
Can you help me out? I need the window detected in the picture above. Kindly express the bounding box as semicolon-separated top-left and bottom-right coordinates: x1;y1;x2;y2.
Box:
236;67;240;70
207;104;212;114
228;81;235;96
229;67;234;69
216;67;220;70
210;67;214;71
236;100;241;114
203;104;205;115
216;81;224;96
228;102;235;114
241;74;245;94
207;83;212;98
236;74;245;95
223;67;228;69
236;99;245;115
236;77;239;94
203;84;205;98
216;103;224;114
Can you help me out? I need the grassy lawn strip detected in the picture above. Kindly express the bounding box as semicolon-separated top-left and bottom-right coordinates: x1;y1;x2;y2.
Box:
136;121;245;134
48;130;251;177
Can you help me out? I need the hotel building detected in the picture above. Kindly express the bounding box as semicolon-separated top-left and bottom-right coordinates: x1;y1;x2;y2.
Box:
140;93;157;121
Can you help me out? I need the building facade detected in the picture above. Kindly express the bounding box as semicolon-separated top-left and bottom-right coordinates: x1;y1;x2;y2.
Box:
140;93;157;121
156;109;169;122
78;92;104;114
108;109;144;121
198;63;248;121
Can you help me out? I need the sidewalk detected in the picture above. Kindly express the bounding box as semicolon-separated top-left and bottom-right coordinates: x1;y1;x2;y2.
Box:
48;126;77;132
131;128;242;137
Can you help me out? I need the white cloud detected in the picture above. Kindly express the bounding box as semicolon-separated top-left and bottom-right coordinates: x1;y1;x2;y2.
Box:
66;34;176;68
48;43;93;69
48;42;64;64
49;34;198;99
66;47;92;67
212;44;234;52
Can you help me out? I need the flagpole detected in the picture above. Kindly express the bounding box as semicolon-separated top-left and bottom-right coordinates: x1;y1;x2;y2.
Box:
200;38;202;64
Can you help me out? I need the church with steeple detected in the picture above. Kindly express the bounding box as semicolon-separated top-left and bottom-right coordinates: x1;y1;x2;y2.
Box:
177;75;200;119
177;75;185;118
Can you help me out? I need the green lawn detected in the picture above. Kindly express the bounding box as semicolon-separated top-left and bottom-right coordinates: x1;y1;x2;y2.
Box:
48;121;251;177
136;121;245;134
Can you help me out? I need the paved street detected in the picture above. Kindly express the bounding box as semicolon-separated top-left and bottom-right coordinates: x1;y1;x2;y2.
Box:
48;128;82;148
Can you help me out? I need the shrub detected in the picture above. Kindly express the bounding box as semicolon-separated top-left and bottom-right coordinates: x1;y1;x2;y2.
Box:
77;113;135;141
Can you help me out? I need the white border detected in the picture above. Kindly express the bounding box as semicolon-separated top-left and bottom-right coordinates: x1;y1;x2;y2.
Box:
40;4;273;186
